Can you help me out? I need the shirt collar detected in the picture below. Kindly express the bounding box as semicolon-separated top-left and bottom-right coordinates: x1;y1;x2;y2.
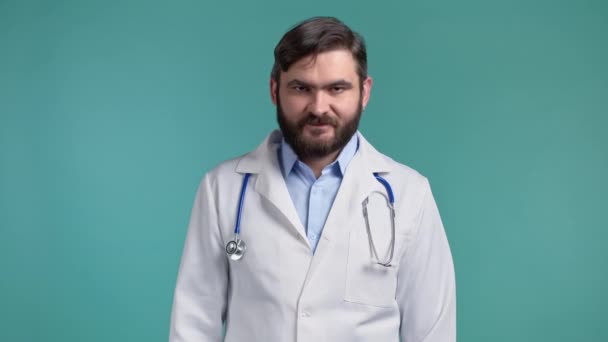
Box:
279;132;359;178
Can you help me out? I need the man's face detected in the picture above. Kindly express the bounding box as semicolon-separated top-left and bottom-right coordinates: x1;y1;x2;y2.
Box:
271;49;372;160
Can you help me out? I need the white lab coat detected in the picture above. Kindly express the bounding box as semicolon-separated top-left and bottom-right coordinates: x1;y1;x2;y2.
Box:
169;130;456;342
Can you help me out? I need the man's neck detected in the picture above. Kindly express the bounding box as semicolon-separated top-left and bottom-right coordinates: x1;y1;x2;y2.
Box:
301;149;341;179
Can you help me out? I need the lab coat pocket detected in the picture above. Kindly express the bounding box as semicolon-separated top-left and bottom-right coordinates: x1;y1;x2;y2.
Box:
344;196;405;308
344;230;398;307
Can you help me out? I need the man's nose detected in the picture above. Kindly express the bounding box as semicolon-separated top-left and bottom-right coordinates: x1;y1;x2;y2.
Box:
308;91;331;115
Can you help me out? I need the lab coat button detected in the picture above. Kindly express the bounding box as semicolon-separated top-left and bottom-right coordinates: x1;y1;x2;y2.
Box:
300;311;310;318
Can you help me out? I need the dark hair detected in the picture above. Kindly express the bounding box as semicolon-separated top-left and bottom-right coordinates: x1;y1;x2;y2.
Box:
271;17;367;84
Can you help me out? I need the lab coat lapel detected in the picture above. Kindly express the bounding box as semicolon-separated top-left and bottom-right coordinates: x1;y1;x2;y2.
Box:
254;162;311;246
235;131;310;247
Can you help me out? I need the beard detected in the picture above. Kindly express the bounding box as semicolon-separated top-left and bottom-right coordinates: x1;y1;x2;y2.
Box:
276;96;362;160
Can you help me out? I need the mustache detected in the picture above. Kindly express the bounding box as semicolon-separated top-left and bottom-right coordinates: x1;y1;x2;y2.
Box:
297;114;338;128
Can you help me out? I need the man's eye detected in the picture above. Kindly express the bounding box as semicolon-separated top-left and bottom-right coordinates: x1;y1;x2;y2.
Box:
331;87;345;93
293;86;309;92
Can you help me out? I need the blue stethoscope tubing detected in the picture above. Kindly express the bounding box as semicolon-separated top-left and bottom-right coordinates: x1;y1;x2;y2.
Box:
372;172;394;204
224;173;251;260
225;172;396;266
365;172;396;266
234;173;251;236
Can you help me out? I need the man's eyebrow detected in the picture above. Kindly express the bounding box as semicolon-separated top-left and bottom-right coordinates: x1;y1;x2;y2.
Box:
286;79;312;87
326;80;353;88
286;79;354;88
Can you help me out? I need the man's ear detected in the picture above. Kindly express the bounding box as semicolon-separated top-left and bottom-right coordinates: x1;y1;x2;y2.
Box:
361;76;373;110
270;78;278;105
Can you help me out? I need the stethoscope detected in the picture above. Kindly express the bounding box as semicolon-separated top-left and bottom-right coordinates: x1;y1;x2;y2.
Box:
225;172;396;267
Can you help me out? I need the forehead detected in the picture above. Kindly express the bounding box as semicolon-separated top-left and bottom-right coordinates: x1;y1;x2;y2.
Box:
281;49;359;83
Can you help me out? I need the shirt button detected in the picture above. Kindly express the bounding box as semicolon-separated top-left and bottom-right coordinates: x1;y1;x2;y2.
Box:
300;311;310;318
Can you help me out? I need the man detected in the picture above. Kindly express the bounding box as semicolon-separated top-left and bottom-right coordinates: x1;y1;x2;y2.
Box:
169;16;456;342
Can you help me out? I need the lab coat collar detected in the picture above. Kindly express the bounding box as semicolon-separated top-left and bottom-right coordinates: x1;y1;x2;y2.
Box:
236;129;392;174
279;132;359;179
235;129;393;251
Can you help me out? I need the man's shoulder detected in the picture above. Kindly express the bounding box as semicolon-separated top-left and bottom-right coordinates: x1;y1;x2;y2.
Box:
372;151;436;217
358;131;428;187
202;154;248;185
373;148;428;186
204;130;278;180
387;155;425;178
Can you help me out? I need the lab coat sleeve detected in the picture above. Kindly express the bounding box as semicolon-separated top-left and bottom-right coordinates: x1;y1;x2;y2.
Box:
397;178;456;342
169;174;228;342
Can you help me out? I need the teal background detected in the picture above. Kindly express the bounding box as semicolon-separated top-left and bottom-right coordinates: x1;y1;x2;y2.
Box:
1;0;607;341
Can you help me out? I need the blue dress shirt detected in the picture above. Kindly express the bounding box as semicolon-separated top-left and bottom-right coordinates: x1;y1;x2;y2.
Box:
278;133;359;253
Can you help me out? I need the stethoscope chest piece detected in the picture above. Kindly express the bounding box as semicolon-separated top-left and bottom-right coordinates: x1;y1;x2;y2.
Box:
226;239;246;261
